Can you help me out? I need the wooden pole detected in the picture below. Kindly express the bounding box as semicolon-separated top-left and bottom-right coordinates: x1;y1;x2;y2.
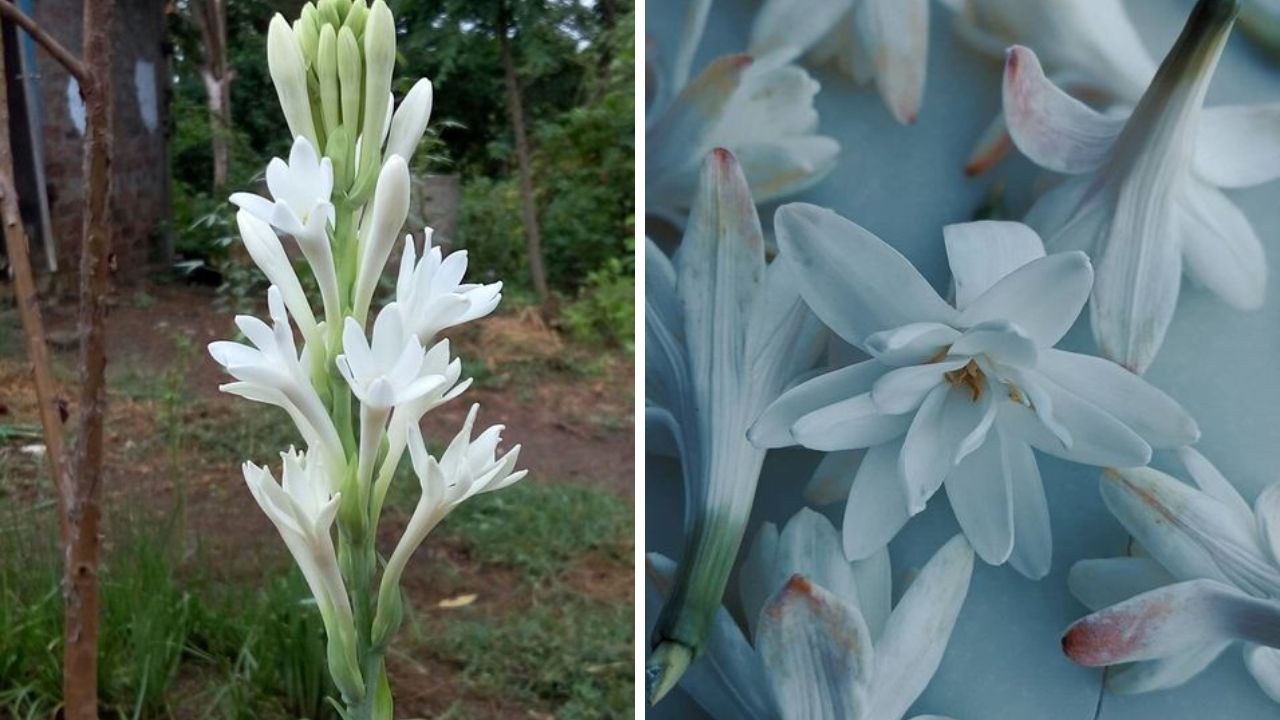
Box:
0;20;68;539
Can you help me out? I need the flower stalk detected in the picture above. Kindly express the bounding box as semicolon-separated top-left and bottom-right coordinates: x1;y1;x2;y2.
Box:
211;3;522;716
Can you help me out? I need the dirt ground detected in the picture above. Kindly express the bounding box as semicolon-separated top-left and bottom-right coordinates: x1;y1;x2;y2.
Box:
0;282;635;718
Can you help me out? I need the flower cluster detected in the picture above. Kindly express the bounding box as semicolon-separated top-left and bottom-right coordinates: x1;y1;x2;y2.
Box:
208;2;523;717
647;509;974;720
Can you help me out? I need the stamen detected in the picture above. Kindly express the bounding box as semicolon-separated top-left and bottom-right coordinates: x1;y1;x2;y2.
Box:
944;359;986;402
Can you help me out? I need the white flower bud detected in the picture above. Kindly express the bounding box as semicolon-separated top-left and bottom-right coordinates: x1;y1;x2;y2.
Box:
267;14;320;150
385;78;433;165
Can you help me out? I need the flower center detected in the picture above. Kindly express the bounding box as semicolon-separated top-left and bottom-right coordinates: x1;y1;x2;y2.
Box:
944;359;986;402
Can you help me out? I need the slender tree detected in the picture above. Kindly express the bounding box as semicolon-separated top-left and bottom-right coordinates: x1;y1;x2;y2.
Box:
0;1;115;716
192;0;233;189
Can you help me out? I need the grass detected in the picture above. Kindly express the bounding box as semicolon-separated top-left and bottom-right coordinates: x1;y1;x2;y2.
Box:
436;482;632;583
427;595;632;718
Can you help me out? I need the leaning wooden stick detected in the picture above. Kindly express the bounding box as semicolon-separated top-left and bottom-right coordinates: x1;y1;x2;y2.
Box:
0;28;67;534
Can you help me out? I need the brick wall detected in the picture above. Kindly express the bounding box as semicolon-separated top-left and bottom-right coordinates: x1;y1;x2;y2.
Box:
29;0;169;283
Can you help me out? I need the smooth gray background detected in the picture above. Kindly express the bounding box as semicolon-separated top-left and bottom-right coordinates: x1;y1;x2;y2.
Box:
645;0;1280;718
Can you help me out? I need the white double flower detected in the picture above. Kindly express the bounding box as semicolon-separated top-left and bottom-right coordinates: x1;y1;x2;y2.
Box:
752;210;1197;577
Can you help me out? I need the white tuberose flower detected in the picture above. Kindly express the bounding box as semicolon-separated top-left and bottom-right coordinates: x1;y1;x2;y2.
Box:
749;0;930;125
1004;0;1279;373
752;210;1198;577
243;448;362;695
336;303;446;411
646;150;826;701
940;0;1156;174
375;404;525;634
208;286;344;472
646;1;838;219
230;135;336;242
647;509;974;720
1064;450;1280;701
231;136;341;328
395;229;502;342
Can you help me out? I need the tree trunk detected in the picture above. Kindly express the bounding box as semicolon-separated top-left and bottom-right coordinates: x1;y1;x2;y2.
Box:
196;0;231;189
497;0;549;304
64;0;114;716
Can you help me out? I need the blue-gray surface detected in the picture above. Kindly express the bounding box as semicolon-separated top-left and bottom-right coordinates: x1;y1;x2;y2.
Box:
645;1;1280;718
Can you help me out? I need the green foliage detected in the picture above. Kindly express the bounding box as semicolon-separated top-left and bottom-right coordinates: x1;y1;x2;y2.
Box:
562;236;635;350
438;482;632;582
430;596;632;718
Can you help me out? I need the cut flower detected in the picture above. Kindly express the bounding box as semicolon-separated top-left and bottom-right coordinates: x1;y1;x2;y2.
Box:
749;0;930;124
647;508;973;720
752;209;1198;577
646;149;825;703
1064;450;1280;701
646;1;838;219
1004;0;1278;373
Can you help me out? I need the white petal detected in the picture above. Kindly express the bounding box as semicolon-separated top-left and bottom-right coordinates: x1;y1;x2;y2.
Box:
853;547;892;641
751;360;888;448
386;78;434;163
1023;175;1106;256
793;393;913;452
1244;644;1280;704
733;136;842;204
956;251;1092;347
1099;466;1280;595
1108;641;1230;694
648;55;751;191
1089;182;1184;374
1178;180;1266;311
870;361;960;416
1068;557;1176;612
1002;376;1151;468
1063;580;1280;666
864;323;960;367
900;386;986;514
1179;446;1254;525
804;450;861;506
1037;348;1199;448
949;321;1037;368
1255;483;1280;568
1002;430;1052;579
943;220;1045;310
774;509;864;630
748;0;856;67
757;576;874;720
944;432;1014;565
775;203;956;346
864;535;973;720
1194;102;1280;188
852;0;929;125
843;440;912;561
740;522;780;638
1002;46;1124;174
228;192;276;221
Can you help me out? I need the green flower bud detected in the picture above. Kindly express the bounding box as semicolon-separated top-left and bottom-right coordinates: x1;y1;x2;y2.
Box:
358;0;396;183
326;125;352;194
343;0;369;39
317;24;341;136
267;14;320;150
333;0;353;21
338;26;363;136
318;0;342;29
295;5;321;67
